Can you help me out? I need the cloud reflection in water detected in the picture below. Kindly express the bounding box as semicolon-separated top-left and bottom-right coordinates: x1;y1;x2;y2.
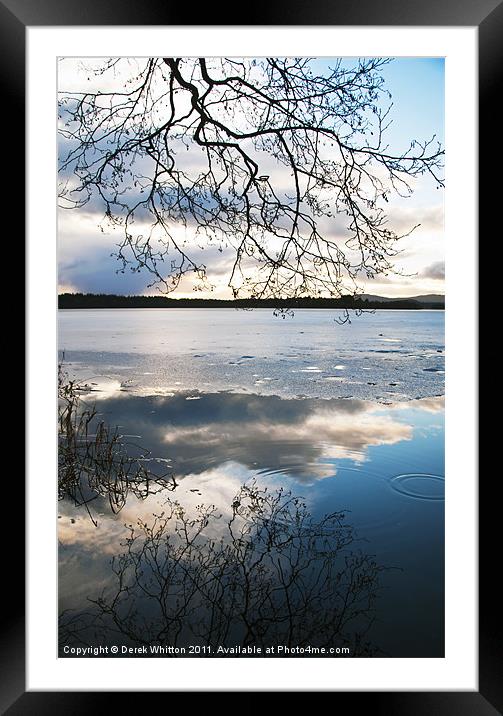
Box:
88;390;437;483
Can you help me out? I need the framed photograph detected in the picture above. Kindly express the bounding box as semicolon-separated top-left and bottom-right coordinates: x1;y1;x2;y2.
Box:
6;0;493;710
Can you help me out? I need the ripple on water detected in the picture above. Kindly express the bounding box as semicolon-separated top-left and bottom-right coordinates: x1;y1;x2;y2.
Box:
389;473;444;501
255;462;337;482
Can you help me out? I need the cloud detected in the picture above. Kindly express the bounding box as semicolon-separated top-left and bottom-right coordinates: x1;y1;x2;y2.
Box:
420;261;445;280
59;242;154;295
387;205;443;234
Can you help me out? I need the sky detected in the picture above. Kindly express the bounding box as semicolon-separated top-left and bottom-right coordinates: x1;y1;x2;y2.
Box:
58;57;444;299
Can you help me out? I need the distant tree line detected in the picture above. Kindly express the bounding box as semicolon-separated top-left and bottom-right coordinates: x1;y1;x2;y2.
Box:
58;293;444;310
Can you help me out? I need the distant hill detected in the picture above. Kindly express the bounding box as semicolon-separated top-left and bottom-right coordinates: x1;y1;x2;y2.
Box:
59;292;445;310
361;293;444;304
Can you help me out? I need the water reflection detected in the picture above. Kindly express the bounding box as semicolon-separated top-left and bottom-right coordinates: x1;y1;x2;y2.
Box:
58;368;176;525
58;387;444;657
60;482;384;656
74;390;442;484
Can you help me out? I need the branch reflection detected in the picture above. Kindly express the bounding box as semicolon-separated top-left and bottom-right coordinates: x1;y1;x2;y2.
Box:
60;482;386;656
58;365;176;525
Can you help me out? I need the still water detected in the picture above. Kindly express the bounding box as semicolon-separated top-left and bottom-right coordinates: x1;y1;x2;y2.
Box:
58;309;444;657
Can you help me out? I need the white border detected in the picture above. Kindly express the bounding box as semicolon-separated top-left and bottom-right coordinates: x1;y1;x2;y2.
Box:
27;26;477;691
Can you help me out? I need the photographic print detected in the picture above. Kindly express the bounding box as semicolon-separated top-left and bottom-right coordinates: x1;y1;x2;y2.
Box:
57;56;445;659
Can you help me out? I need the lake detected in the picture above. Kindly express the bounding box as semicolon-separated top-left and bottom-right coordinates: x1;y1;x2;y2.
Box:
58;309;444;657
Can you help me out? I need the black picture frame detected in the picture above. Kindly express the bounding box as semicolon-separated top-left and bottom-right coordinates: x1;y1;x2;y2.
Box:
4;0;494;711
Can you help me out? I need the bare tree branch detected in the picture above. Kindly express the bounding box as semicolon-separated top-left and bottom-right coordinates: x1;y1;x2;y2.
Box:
58;57;444;299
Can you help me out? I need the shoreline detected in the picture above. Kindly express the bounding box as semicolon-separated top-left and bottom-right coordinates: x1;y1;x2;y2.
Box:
58;294;444;311
58;306;445;311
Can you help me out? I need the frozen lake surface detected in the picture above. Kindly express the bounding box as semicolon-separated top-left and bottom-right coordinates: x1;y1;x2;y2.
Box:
59;308;444;402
